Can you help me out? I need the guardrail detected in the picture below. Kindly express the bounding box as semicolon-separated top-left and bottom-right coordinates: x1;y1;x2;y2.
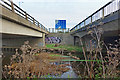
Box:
48;28;70;33
0;0;48;32
70;0;120;32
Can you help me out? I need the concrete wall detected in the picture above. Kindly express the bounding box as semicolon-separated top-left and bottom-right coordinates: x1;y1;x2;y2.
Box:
46;33;74;45
2;34;44;48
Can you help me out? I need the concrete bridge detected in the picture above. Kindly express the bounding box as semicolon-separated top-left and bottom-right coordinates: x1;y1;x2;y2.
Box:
70;0;120;51
0;0;49;52
0;0;120;52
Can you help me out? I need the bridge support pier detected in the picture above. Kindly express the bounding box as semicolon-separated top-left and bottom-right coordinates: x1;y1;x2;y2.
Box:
39;33;45;47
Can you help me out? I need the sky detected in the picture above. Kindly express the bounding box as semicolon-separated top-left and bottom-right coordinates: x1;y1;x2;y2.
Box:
12;0;111;29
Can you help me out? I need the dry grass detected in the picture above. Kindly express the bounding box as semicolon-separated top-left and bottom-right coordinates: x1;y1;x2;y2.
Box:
2;41;71;78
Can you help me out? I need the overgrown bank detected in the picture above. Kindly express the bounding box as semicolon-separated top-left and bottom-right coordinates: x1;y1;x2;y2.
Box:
2;41;72;78
46;44;83;52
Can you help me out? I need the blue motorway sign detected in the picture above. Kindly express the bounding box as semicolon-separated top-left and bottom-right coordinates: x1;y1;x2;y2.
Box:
55;20;66;29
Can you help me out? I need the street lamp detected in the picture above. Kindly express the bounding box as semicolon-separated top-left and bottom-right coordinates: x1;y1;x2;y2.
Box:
18;1;24;8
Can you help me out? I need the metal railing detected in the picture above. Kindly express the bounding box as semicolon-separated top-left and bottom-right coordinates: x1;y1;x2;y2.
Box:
48;28;70;33
0;0;49;32
70;0;120;32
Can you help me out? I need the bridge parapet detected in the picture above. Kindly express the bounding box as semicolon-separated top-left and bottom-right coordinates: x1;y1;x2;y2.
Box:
48;28;70;33
0;0;49;34
70;0;120;34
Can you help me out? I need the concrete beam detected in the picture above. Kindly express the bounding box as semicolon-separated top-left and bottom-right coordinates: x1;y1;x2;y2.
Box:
0;19;43;37
72;19;119;38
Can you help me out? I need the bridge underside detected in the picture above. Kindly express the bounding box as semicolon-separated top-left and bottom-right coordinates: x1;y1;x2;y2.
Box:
1;33;45;65
72;10;120;51
1;33;45;48
0;18;46;52
74;30;119;51
0;6;47;49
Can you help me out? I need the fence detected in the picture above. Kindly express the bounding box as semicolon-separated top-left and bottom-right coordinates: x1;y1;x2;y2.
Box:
70;0;120;32
0;0;48;32
48;28;70;33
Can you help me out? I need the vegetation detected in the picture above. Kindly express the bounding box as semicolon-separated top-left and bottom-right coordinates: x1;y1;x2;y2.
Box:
72;23;120;78
2;23;120;79
46;44;83;52
2;41;71;78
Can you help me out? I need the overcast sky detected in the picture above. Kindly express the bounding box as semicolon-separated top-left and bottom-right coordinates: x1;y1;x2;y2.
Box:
13;0;111;29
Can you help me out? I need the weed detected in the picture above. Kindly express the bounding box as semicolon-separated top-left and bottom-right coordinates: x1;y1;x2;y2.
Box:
73;22;120;78
2;41;70;78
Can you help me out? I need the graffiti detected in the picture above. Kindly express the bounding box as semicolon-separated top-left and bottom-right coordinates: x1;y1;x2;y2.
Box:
45;37;62;44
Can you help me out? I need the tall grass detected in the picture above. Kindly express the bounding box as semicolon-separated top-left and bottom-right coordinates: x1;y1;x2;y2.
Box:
77;23;120;78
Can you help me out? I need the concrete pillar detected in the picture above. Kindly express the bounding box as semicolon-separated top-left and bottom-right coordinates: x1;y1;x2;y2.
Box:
0;53;2;79
91;16;92;23
49;28;50;33
102;8;104;18
52;28;54;33
84;21;86;26
0;37;1;79
43;33;45;46
0;35;2;79
38;33;45;47
0;8;2;79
